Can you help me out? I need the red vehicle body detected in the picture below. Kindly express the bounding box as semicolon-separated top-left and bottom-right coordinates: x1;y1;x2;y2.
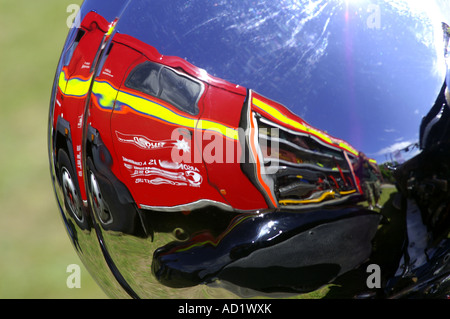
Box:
51;12;366;234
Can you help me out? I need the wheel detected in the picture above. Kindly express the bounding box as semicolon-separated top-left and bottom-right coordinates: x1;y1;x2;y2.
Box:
86;156;148;237
57;149;90;229
88;169;113;226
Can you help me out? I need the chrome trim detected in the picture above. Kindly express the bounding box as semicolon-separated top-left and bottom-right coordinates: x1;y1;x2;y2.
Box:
140;199;235;212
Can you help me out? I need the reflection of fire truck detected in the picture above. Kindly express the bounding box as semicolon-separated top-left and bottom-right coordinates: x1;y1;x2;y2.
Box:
50;11;366;234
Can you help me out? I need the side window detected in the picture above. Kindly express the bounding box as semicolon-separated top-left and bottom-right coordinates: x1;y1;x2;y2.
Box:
126;61;161;96
160;67;202;115
125;61;202;115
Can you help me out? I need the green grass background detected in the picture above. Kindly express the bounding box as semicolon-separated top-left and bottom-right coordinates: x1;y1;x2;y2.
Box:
0;0;401;299
0;0;106;298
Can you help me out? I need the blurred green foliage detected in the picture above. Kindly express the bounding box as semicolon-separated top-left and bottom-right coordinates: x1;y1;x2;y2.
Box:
0;0;106;298
378;164;397;184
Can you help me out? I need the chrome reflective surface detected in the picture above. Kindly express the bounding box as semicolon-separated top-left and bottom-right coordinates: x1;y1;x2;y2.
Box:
48;0;450;298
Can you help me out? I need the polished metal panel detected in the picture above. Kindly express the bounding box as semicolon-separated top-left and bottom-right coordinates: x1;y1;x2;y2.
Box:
49;0;450;298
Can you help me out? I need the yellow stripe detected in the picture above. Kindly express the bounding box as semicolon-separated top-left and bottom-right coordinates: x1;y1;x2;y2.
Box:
65;77;92;97
279;188;356;205
92;80;119;109
106;22;116;36
116;88;238;140
253;97;309;133
338;141;359;156
59;70;239;140
279;190;335;205
58;71;68;92
118;90;196;126
252;97;359;156
339;189;356;195
198;119;239;140
58;71;93;97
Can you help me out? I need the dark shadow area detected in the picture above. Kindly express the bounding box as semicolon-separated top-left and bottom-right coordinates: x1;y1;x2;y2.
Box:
324;190;406;298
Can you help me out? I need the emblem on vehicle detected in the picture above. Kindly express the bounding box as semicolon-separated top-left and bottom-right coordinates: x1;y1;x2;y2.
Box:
115;131;190;153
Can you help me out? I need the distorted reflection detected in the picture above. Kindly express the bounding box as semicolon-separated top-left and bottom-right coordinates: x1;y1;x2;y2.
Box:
48;0;450;298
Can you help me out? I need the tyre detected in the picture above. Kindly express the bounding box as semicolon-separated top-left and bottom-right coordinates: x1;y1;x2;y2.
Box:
57;149;90;230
